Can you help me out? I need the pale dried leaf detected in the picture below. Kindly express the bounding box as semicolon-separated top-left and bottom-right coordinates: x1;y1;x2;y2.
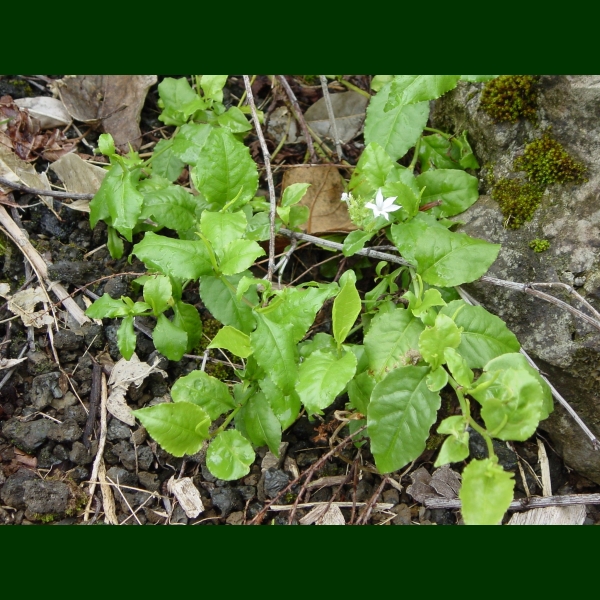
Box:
167;476;204;519
15;97;71;129
305;92;369;144
266;106;301;144
430;464;461;499
406;466;440;503
108;353;167;391
106;389;135;426
300;503;346;525
282;165;356;234
0;282;10;296
0;142;51;194
0;357;27;370
4;287;54;328
56;75;157;151
508;505;586;525
50;153;107;210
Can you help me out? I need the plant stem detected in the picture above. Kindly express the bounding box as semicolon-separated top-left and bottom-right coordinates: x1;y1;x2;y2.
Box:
424;127;453;139
408;137;421;171
326;76;371;99
469;418;496;459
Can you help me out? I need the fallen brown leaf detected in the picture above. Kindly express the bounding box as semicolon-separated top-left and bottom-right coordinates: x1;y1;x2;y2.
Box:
282;165;356;234
56;76;157;151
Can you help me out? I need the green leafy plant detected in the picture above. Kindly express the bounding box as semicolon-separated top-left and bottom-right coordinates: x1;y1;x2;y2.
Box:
86;75;554;525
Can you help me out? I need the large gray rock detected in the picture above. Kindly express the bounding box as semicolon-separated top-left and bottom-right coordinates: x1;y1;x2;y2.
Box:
431;76;600;483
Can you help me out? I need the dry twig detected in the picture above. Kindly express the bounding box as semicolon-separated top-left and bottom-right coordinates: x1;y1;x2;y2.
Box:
0;175;95;200
319;75;343;160
243;75;277;282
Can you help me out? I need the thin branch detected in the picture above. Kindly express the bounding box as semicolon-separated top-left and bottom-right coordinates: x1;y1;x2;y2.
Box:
277;76;318;164
0;175;95;200
425;493;600;511
319;75;343;161
243;75;276;282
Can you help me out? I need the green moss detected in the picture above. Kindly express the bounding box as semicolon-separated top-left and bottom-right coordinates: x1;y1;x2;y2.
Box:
514;133;587;186
425;432;445;451
480;75;538;122
32;513;56;523
529;238;550;253
491;179;544;229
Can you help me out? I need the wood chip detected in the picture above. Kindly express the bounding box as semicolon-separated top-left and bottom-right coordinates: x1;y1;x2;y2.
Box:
167;476;204;519
508;505;587;525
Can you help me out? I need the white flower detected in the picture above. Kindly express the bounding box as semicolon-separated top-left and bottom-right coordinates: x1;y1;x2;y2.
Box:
364;188;401;221
340;192;353;203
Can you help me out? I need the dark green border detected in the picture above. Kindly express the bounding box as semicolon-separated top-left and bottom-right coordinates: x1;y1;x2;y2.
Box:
1;7;595;74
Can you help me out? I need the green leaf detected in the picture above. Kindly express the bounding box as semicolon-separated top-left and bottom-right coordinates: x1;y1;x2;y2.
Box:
342;230;374;257
143;274;172;316
287;205;310;229
191;128;258;209
151;139;184;182
444;347;474;387
453;131;480;170
471;367;545;441
140;184;198;232
406;288;447;318
200;75;228;103
245;211;271;241
364;82;430;161
347;371;376;415
260;286;337;344
90;164;144;241
418;134;458;172
134;401;211;457
206;430;255;480
199;274;258;334
218;239;265;276
242;391;282;455
281;183;311;207
460;75;499;82
332;270;361;346
133;232;213;280
217;106;252;133
459;458;514;525
171;123;211;164
158;77;201;126
426;367;448;392
85;293;130;318
171;370;235;420
297;349;357;414
172;301;202;352
299;332;337;358
416;169;479;218
117;316;136;360
250;314;297;395
259;376;301;430
98;133;115;156
208;325;252;358
419;313;462;370
106;226;124;259
349;142;396;198
368;365;441;473
385;76;460;111
364;307;425;380
200;210;247;255
152;314;188;361
440;301;520;368
481;353;552;420
391;218;501;287
371;75;394;92
435;415;470;466
435;434;470;467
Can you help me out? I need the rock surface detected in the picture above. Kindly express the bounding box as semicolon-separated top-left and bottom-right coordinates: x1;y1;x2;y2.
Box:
431;75;600;483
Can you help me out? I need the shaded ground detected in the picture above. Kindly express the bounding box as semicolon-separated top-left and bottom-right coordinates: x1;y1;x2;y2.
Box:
0;75;599;525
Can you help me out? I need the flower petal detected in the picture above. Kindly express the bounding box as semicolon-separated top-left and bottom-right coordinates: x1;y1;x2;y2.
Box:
382;196;398;208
